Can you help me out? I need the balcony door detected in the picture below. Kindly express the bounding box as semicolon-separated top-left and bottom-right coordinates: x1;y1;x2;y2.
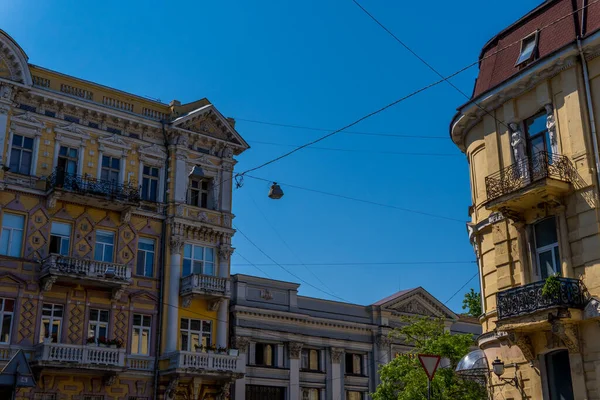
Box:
525;112;552;157
534;218;561;280
545;350;574;400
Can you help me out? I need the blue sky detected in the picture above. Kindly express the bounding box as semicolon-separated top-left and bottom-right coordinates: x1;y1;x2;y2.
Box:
1;0;541;311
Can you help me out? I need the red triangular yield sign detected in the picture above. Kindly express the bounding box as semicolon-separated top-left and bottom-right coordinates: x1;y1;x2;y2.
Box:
418;354;441;381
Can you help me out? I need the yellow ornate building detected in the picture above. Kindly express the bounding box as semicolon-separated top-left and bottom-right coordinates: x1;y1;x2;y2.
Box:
0;29;248;399
451;1;600;399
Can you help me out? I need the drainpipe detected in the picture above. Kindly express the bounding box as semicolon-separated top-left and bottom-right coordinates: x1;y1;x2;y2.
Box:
577;39;600;190
153;121;170;400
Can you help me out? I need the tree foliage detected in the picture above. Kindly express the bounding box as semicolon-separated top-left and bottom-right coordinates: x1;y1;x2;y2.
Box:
462;288;482;317
372;317;487;400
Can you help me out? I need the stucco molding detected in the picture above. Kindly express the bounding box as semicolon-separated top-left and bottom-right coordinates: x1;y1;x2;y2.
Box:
289;342;303;359
551;321;580;354
330;347;344;363
232;336;250;353
507;332;536;364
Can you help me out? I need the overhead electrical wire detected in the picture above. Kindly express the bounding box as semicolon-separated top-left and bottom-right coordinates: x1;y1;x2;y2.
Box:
231;261;476;267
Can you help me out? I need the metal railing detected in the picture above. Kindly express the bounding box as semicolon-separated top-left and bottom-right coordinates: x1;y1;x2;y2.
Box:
485;152;574;201
42;254;131;281
35;343;126;367
47;168;140;203
497;277;589;320
168;351;242;373
180;274;230;297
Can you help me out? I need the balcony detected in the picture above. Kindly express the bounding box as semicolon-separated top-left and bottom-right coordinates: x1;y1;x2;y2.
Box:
497;278;589;324
484;152;573;213
165;351;244;377
46;168;140;211
180;274;231;300
40;254;131;300
33;343;126;371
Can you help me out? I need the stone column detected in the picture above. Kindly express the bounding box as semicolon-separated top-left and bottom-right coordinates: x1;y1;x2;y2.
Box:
174;151;188;203
513;222;530;286
166;236;184;353
233;336;250;400
217;244;233;349
217;299;228;348
331;348;344;400
556;207;573;278
375;336;391;375
289;342;303;400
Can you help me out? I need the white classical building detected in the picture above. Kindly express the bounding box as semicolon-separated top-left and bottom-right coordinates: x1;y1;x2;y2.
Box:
229;274;481;400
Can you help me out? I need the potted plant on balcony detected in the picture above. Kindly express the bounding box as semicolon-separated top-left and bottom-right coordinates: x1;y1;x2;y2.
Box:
108;339;123;349
542;273;561;300
217;346;227;355
86;336;96;346
98;336;108;347
206;344;216;354
228;348;239;356
195;344;204;353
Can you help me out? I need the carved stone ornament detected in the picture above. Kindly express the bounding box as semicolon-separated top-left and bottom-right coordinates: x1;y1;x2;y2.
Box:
583;297;600;319
232;336;250;353
260;289;273;301
330;347;344;363
221;146;234;159
551;321;580;354
197;211;208;222
545;103;557;148
46;192;61;209
170;236;185;254
208;299;222;312
217;382;231;400
0;84;13;102
182;297;192;308
219;244;234;261
112;286;126;301
165;378;179;400
40;276;57;292
376;335;392;349
508;332;536;364
394;300;436;317
103;374;117;387
289;342;303;359
176;203;184;217
120;207;132;224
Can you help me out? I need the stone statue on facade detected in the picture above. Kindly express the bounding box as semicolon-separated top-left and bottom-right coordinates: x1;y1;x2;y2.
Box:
545;103;558;154
510;122;529;181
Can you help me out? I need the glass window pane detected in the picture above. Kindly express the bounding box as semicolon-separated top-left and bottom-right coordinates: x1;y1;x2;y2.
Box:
539;250;558;279
136;251;145;275
145;255;153;277
9;230;23;257
102;156;110;168
4;213;24;229
190;319;201;331
54;305;63;317
203;321;212;333
182;259;191;277
133;314;141;326
139;238;155;250
205;248;214;262
69;148;78;158
141;329;149;354
90;309;98;321
180;332;188;351
103;245;113;262
111;158;120;170
12;135;22;146
60;238;70;256
184;244;192;258
535;218;558;248
4;299;14;312
23;137;34;149
194;246;203;260
94;244;104;261
132;329;140;353
0;314;11;343
99;310;109;322
193;261;203;275
51;222;71;237
180;319;189;329
20;151;32;174
204;262;214;276
97;231;114;244
0;229;9;255
143;316;151;327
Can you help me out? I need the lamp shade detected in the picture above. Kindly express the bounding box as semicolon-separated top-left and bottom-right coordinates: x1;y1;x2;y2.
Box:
268;183;284;199
492;357;505;377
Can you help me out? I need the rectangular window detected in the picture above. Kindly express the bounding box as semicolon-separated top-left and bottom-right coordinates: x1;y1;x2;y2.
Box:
45;110;56;118
57;146;78;175
180;318;212;351
9;134;34;175
100;155;120;182
302;389;320;400
0;298;14;344
131;314;151;355
136;238;155;277
0;213;25;257
18;104;36;112
88;122;99;129
254;343;275;367
87;309;109;343
534;218;561;279
346;392;362;400
106;127;122;135
189;178;210;208
182;244;215;276
40;303;63;343
49;222;71;256
64;115;80;124
94;231;115;263
301;349;321;371
516;32;538;66
141;166;159;202
345;353;363;375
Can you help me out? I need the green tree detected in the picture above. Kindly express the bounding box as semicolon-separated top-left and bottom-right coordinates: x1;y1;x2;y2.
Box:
462;288;482;317
372;317;487;400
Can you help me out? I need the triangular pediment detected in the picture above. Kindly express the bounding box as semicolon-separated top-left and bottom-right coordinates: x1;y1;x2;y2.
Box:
129;290;158;303
98;134;129;149
0;272;27;287
11;111;44;128
172;104;248;151
56;123;90;139
139;143;166;159
380;288;457;320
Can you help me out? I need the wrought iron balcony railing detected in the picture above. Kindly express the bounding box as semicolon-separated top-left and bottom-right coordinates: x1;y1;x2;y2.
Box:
497;277;589;320
485;152;574;201
47;168;140;203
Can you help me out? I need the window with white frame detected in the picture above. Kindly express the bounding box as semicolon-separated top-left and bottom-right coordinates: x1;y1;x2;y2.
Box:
0;213;25;257
302;389;320;400
141;165;159;202
345;353;363;375
57;146;78;175
88;309;109;343
188;178;210;208
100;155;120;182
49;222;71;256
346;392;363;400
131;314;152;355
94;231;115;262
182;244;215;276
0;298;14;344
136;238;155;277
534;217;561;279
180;318;212;351
9;134;34;175
40;303;63;343
301;349;321;371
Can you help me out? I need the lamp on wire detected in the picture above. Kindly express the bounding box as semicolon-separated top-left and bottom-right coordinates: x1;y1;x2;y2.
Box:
268;182;284;199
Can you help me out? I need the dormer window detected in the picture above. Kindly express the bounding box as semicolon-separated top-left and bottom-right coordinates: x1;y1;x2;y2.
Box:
516;32;538;66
